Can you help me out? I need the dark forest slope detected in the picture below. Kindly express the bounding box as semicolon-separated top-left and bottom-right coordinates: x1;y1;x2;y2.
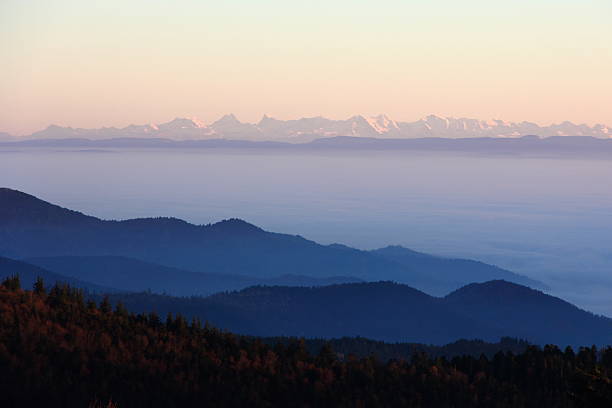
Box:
98;281;612;346
0;278;611;407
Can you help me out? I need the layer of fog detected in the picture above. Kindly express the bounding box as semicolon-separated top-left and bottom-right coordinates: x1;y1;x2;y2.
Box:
2;147;611;315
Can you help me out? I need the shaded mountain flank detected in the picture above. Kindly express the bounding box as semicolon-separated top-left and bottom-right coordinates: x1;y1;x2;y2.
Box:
25;255;362;297
370;245;544;294
0;256;116;293
0;188;542;295
98;281;612;347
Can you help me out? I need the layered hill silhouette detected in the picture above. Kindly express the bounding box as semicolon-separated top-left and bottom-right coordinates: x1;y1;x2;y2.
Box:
0;256;115;293
100;280;612;346
0;188;541;295
0;257;609;345
25;255;362;297
0;249;361;298
7;253;600;346
371;245;544;294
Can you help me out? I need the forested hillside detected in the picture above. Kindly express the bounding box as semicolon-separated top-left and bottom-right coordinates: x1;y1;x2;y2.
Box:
1;276;611;407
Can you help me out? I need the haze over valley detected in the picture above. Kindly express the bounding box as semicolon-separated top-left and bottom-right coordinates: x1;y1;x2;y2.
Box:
2;188;611;349
1;146;611;315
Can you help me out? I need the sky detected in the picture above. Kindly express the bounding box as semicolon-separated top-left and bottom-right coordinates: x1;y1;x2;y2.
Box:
1;0;611;135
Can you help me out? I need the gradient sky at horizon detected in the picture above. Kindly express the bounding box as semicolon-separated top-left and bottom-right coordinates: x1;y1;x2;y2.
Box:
1;0;611;135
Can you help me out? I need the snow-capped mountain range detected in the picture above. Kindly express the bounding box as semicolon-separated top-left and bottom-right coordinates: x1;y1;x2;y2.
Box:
4;114;611;142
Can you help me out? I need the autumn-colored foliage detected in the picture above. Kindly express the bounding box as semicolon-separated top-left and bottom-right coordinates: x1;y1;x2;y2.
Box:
0;275;610;407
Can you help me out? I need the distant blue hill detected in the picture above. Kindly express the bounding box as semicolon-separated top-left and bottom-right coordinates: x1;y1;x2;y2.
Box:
370;245;544;294
25;255;362;297
0;256;117;293
0;188;544;295
98;280;612;347
445;280;612;346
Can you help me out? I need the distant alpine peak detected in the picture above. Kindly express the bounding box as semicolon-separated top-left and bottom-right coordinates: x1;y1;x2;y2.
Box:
158;117;207;129
12;114;612;142
257;114;284;127
212;114;243;125
366;114;400;134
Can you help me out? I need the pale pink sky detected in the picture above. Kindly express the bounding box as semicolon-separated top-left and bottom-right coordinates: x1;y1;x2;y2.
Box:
1;0;611;135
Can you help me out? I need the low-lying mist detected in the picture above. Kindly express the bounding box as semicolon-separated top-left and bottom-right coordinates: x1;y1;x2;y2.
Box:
2;147;611;314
